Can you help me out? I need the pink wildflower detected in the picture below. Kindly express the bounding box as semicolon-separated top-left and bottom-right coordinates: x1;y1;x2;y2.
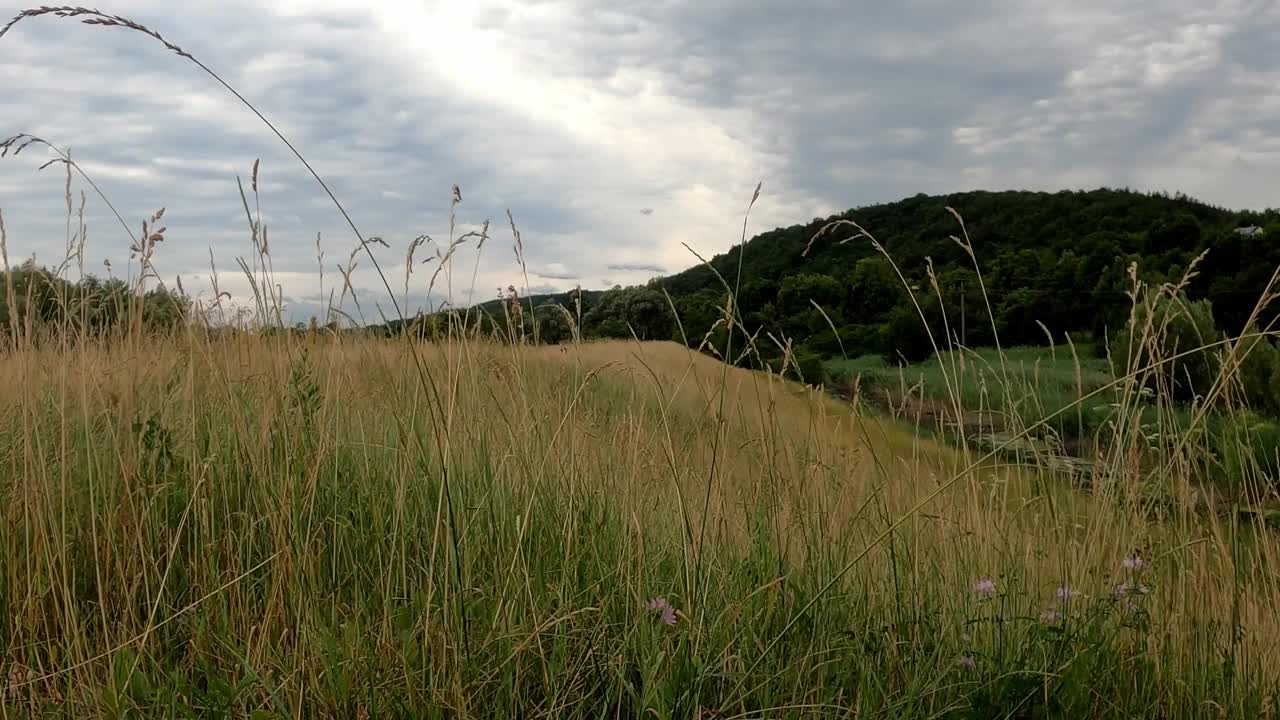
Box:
645;597;677;626
1121;553;1145;570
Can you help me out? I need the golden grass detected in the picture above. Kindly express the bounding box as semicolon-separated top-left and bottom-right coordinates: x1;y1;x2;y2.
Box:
0;6;1277;712
3;333;1277;715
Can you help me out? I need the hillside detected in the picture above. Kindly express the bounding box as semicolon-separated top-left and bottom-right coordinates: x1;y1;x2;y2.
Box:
659;188;1280;363
393;188;1280;370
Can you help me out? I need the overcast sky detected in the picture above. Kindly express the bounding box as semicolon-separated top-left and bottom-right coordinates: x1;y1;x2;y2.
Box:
1;0;1278;323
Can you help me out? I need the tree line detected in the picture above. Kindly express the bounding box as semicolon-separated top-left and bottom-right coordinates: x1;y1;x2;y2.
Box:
420;189;1278;383
0;261;190;345
659;188;1280;365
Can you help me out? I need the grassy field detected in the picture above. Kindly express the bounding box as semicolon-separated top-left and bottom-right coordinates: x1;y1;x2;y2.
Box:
827;345;1118;441
823;345;1280;491
2;8;1279;716
2;331;1279;717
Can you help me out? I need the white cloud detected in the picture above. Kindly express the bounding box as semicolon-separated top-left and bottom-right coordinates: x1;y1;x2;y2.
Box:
1;0;1278;323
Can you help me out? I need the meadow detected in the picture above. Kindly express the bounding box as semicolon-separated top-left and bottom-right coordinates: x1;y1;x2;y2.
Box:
826;340;1280;509
826;345;1116;443
1;330;1278;718
3;6;1280;718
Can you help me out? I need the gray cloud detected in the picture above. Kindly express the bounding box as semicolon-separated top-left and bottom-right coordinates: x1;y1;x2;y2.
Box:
524;284;564;296
607;263;666;275
529;262;580;280
2;0;1278;324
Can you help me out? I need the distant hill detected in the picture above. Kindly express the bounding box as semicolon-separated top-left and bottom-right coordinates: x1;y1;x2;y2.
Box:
656;188;1280;362
388;188;1280;365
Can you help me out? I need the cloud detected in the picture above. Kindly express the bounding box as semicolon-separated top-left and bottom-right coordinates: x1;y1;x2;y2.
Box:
530;262;579;281
606;263;666;275
524;283;564;296
1;0;1278;324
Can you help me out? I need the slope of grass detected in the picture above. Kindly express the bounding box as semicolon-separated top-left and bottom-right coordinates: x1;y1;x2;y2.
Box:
2;334;1278;718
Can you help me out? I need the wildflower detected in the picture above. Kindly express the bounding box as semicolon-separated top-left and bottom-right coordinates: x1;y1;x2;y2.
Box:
1055;586;1078;602
1121;553;1145;570
956;655;977;670
973;578;996;598
1113;583;1130;598
1040;609;1063;624
645;596;677;626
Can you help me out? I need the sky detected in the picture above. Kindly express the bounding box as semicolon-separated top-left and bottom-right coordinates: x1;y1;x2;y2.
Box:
1;0;1278;324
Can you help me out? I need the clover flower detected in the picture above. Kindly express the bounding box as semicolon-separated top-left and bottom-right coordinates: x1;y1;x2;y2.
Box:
1121;553;1145;570
645;597;677;626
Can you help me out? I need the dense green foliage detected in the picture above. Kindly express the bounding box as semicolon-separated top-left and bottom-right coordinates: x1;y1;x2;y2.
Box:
1110;289;1226;403
659;188;1280;365
1110;288;1280;415
404;188;1280;392
0;262;191;343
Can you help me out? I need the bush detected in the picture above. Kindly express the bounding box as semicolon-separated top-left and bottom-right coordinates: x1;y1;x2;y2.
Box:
1235;326;1280;416
880;304;936;365
765;349;827;385
1110;289;1222;402
840;324;884;358
1209;412;1280;496
581;286;673;340
793;350;828;386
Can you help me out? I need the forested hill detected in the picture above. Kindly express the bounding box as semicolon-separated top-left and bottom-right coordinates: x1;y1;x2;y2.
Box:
657;188;1280;362
395;188;1280;366
662;189;1251;295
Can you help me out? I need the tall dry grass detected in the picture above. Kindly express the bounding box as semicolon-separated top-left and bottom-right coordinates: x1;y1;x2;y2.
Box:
1;6;1279;718
2;331;1279;717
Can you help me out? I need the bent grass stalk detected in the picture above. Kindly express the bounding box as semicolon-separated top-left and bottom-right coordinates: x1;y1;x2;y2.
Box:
0;3;476;662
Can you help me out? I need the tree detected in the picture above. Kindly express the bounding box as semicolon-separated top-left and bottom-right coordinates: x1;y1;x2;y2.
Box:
1;265;189;344
844;257;901;321
533;304;573;344
778;273;842;317
582;286;674;341
1145;213;1202;253
880;301;938;364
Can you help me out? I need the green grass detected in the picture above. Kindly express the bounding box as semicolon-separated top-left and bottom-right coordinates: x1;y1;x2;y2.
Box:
828;345;1206;449
826;342;1280;513
1;337;1278;718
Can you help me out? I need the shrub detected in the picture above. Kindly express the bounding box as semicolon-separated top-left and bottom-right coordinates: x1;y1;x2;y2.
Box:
880;304;936;365
1110;289;1222;403
1209;412;1280;496
1234;326;1280;416
793;349;828;386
